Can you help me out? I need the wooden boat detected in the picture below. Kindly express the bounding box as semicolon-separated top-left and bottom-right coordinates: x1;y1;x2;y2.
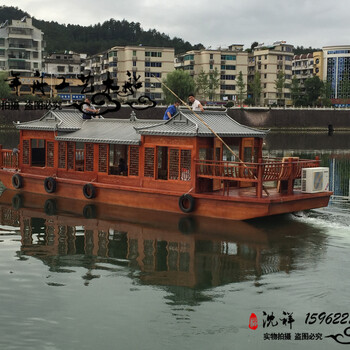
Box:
0;109;332;220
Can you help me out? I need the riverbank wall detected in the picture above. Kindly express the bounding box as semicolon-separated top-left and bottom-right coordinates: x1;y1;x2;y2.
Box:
0;106;349;131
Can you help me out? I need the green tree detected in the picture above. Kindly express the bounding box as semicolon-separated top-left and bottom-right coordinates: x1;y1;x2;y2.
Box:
0;72;11;99
195;70;209;100
236;71;246;106
290;76;304;106
304;76;323;106
162;70;195;104
274;70;286;105
208;67;220;101
320;80;332;107
250;71;262;106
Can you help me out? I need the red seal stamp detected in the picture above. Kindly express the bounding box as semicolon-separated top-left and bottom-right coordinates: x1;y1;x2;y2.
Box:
249;313;258;330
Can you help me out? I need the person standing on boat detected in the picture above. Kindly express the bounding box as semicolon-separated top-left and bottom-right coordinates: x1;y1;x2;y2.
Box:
163;101;180;120
188;94;204;112
82;98;100;119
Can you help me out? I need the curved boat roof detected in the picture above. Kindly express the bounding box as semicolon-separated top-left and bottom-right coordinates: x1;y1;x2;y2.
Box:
135;109;267;138
15;109;267;145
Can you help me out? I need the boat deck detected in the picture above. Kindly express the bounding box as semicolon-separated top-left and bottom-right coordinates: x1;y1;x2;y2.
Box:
200;185;331;203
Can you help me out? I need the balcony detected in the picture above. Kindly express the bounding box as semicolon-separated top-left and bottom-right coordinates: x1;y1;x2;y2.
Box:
195;157;320;197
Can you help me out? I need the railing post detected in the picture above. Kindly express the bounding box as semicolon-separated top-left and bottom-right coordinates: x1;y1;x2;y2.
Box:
256;158;263;198
0;145;2;168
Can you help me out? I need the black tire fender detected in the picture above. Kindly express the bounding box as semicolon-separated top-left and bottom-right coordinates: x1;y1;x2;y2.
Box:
178;194;195;213
11;174;23;189
44;177;57;193
83;183;96;199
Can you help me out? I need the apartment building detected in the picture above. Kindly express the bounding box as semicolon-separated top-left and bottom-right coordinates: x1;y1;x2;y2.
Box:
85;45;175;101
0;16;44;76
175;45;248;102
248;41;294;106
292;53;314;87
44;52;85;78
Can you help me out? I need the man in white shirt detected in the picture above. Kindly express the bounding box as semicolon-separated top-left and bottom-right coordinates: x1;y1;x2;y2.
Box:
188;94;204;112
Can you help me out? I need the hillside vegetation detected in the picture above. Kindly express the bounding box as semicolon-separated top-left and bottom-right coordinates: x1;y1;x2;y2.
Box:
0;6;204;55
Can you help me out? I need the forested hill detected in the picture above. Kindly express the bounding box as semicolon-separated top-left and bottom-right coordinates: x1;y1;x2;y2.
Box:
0;6;204;55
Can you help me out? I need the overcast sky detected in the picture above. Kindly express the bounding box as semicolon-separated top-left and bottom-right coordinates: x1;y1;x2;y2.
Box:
1;0;349;50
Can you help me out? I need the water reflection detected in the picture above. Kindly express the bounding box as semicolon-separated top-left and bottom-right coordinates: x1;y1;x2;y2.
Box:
0;190;328;293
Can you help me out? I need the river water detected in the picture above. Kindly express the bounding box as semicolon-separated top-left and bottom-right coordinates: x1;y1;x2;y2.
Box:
0;128;350;350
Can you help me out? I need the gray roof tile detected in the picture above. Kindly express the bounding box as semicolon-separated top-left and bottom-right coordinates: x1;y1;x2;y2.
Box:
55;118;159;144
135;110;267;138
15;109;267;145
15;109;84;131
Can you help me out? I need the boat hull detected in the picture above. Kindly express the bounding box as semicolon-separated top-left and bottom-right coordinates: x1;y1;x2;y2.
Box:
0;170;332;221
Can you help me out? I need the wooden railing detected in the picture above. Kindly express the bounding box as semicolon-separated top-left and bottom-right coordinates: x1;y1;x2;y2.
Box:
0;148;19;169
196;157;320;197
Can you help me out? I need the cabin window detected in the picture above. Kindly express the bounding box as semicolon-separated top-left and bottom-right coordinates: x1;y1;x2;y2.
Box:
58;142;66;168
22;140;30;165
157;146;168;180
85;143;94;172
109;144;128;176
67;142;75;170
169;149;179;180
75;142;84;171
98;144;108;173
46;141;54;167
129;146;139;176
144;147;155;178
31;139;46;167
180;150;191;181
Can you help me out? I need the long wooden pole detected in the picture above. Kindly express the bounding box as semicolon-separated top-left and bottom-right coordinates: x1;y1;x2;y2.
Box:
154;76;269;196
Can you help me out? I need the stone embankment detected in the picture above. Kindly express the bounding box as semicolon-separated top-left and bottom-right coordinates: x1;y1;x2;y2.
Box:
1;105;349;131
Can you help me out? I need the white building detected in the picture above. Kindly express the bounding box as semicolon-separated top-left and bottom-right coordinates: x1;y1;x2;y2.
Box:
44;52;85;78
0;16;44;76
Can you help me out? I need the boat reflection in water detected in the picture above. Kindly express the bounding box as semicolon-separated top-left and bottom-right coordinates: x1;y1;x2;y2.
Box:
0;190;327;289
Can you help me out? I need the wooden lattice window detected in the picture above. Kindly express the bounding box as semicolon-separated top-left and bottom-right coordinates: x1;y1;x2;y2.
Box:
144;147;155;178
22;140;29;165
85;143;94;172
58;142;66;169
46;141;54;167
67;142;75;170
98;144;108;172
169;148;179;180
180;149;191;181
129;146;139;176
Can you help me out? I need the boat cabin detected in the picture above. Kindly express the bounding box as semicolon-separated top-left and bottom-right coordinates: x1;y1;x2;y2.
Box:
1;108;320;199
